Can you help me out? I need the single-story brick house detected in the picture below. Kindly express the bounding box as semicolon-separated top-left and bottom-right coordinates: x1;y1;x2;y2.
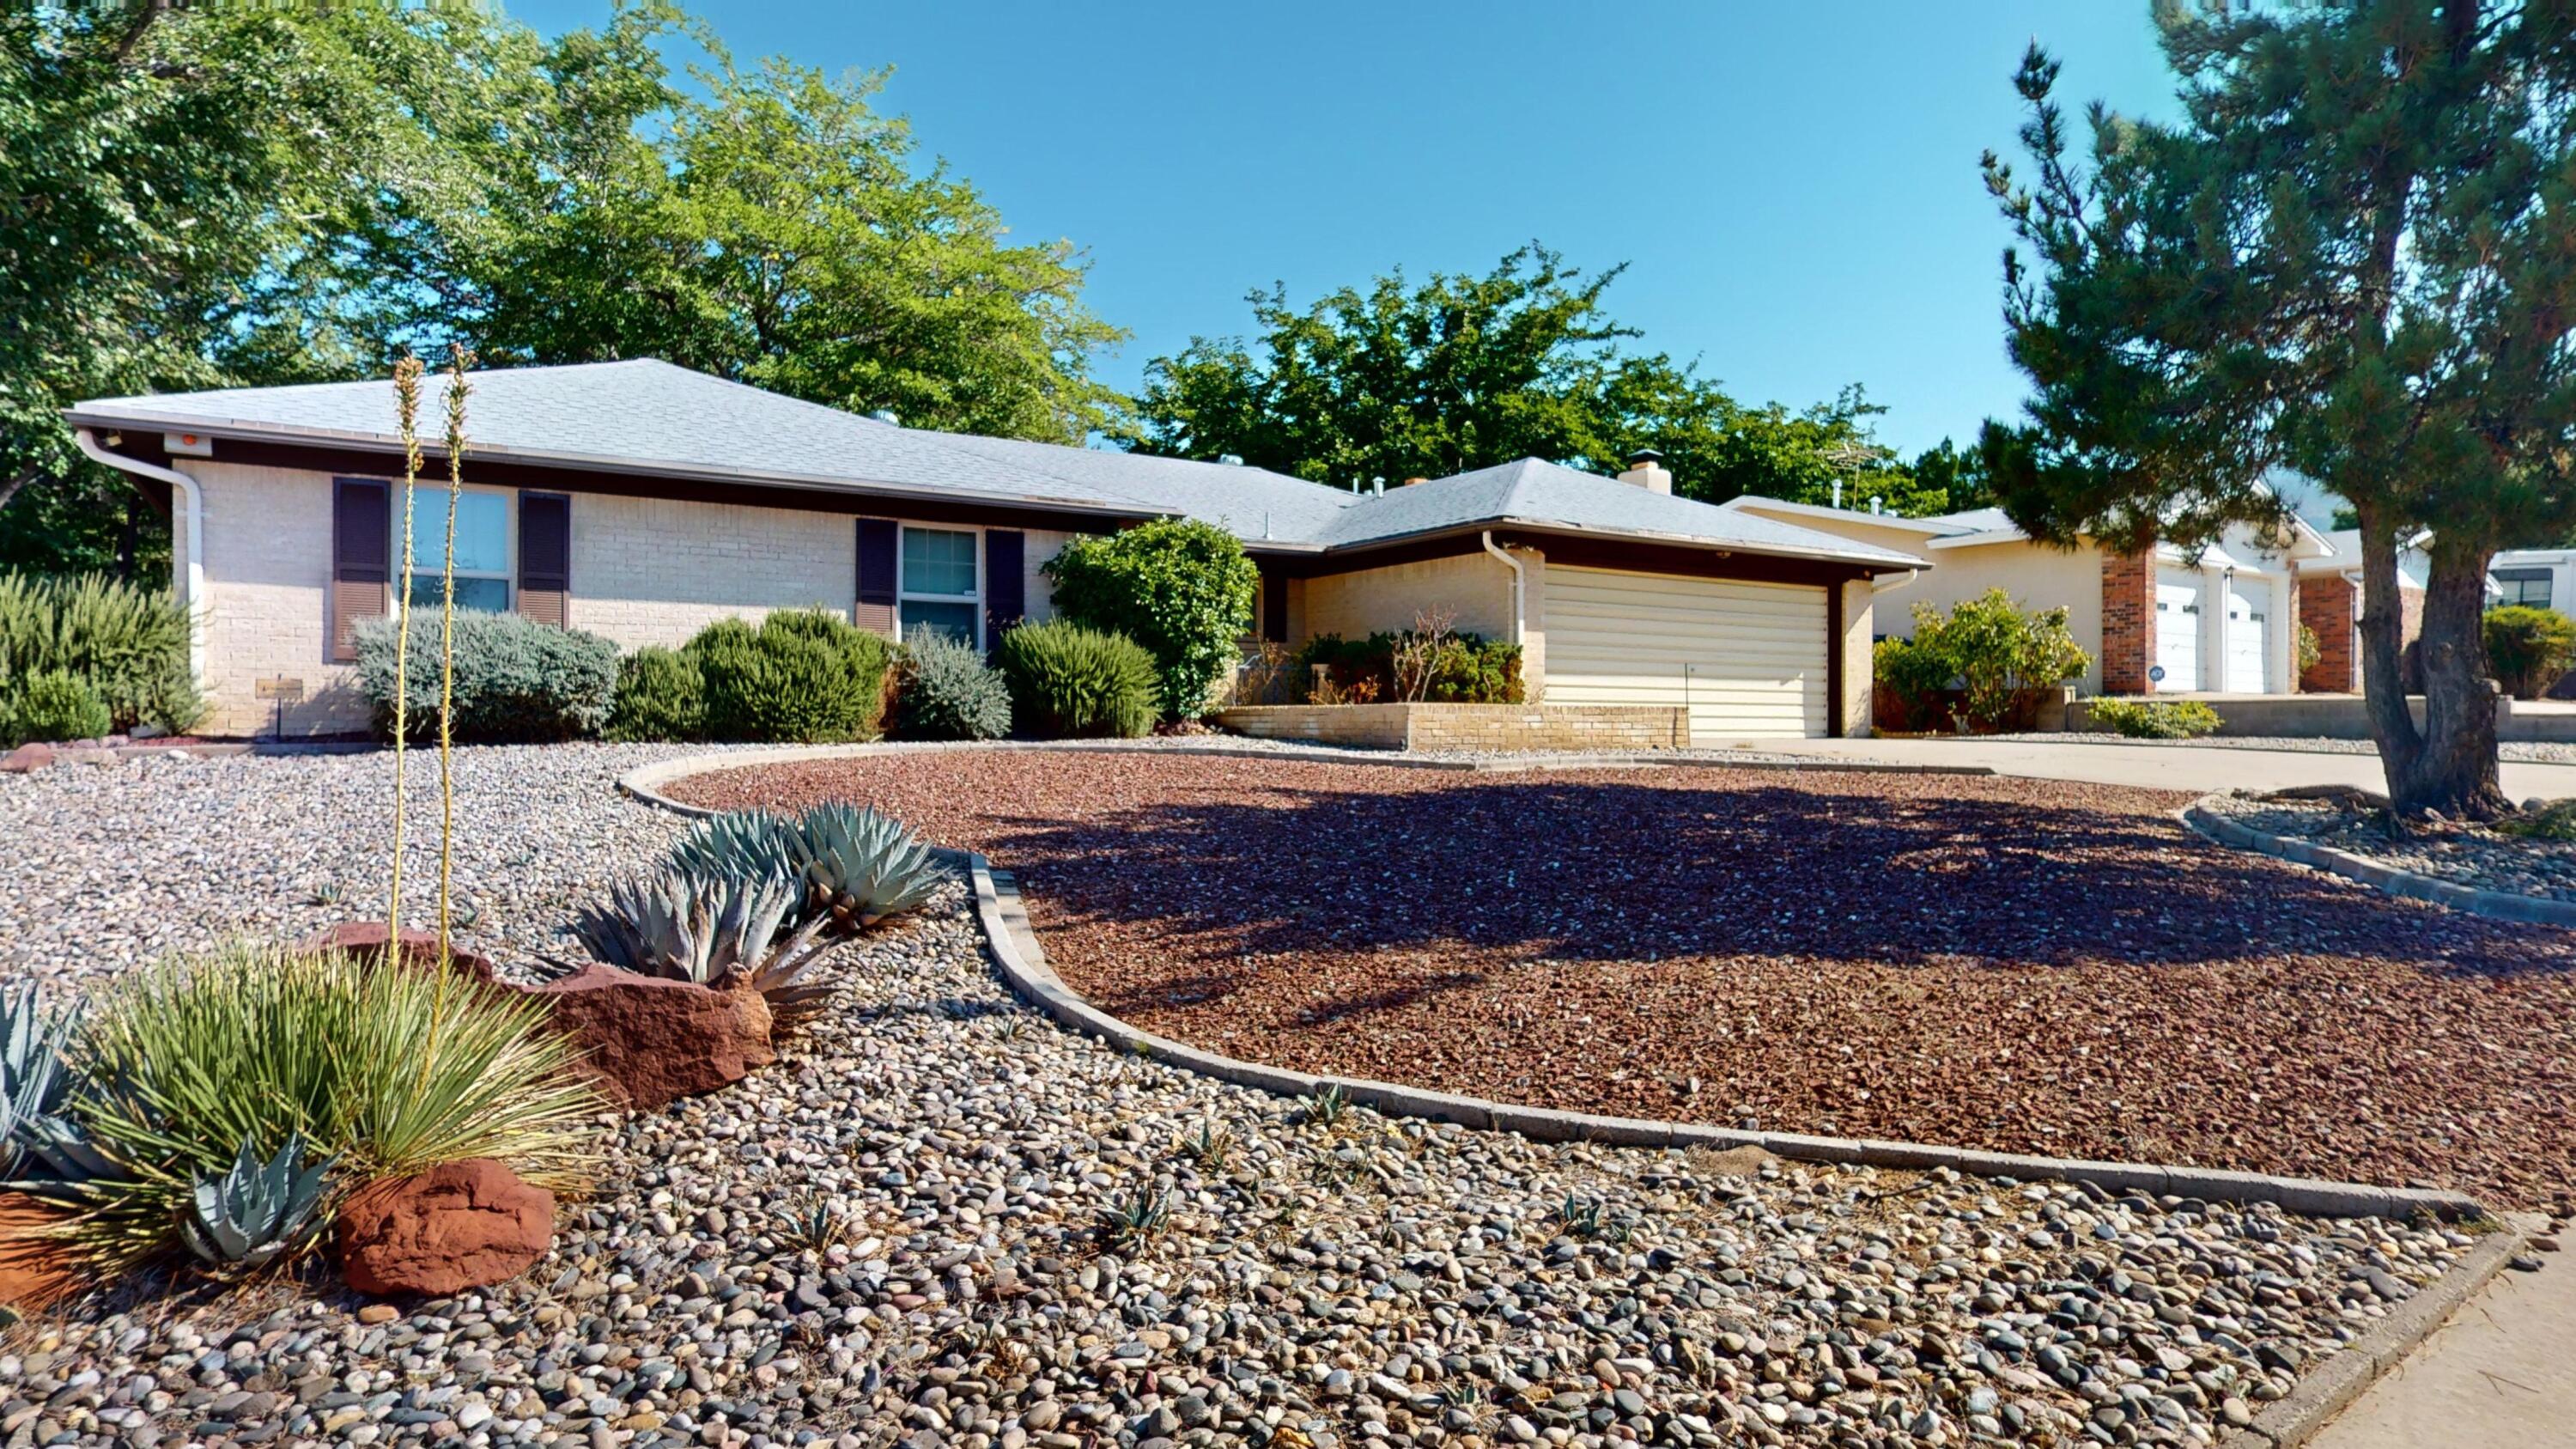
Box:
65;360;1924;740
1718;496;2421;696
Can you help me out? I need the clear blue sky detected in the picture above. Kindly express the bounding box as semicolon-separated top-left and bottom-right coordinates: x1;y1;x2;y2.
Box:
504;2;2183;459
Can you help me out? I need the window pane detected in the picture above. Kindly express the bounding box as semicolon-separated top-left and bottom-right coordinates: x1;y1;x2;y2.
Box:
402;491;508;575
902;600;978;645
902;527;977;597
407;575;511;613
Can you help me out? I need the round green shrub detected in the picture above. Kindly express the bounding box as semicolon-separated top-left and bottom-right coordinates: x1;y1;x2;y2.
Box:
2085;697;2222;739
0;572;202;734
7;669;112;744
896;626;1012;741
685;609;893;744
1042;518;1259;721
607;646;707;742
355;610;620;743
997;619;1158;738
2483;605;2576;700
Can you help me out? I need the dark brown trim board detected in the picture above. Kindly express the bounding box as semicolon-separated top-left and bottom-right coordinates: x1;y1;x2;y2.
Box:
1827;581;1846;738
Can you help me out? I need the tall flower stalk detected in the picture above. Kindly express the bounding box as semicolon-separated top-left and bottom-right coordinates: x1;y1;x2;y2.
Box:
435;346;474;953
386;356;425;944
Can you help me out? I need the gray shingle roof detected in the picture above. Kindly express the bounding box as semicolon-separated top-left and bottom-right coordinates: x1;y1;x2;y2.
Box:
1319;458;1924;566
68;360;1919;569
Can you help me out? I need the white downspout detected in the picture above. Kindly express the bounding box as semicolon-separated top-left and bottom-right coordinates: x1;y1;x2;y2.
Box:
1872;568;1918;595
76;427;205;686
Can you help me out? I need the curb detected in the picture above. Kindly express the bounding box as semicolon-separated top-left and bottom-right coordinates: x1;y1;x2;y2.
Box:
2218;1218;2542;1449
961;850;2482;1222
613;740;1998;818
2182;794;2576;927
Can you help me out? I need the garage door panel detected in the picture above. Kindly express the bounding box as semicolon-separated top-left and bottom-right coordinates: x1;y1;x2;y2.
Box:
1543;565;1829;740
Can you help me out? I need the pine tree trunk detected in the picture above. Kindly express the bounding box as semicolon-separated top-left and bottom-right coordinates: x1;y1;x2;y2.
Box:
2370;538;2510;819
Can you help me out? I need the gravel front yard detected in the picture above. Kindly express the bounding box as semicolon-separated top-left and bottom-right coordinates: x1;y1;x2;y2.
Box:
672;752;2576;1211
0;746;2519;1449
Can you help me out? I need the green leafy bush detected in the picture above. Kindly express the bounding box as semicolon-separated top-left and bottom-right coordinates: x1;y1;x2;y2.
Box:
5;669;112;744
2483;606;2576;700
684;609;893;744
2500;799;2576;841
2086;697;2223;739
1293;630;1524;703
997;619;1158;738
606;646;706;742
896;625;1011;740
0;571;201;734
16;943;603;1274
1042;519;1259;720
1873;589;2090;732
355;609;620;743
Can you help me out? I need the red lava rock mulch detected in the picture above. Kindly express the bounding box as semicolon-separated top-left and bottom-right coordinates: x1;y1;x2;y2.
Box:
671;752;2576;1209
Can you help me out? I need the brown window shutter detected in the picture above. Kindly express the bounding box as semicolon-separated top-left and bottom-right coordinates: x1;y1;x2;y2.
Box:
330;478;391;662
983;529;1024;654
855;517;898;636
518;491;572;627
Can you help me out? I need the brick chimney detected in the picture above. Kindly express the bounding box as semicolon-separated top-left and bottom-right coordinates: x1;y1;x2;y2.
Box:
1617;448;1673;495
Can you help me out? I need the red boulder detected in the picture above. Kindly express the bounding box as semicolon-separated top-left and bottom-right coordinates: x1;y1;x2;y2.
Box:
338;1159;554;1299
0;744;54;776
0;1192;76;1313
295;922;499;984
526;965;774;1110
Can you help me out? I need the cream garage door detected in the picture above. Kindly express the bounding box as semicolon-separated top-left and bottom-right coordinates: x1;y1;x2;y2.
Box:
1543;566;1828;739
2154;569;2203;692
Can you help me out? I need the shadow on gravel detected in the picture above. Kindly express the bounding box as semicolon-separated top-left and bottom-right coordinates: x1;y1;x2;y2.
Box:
978;778;2570;980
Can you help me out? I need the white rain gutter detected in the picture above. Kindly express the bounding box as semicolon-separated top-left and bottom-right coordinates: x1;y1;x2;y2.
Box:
1873;569;1918;594
1480;530;1526;644
75;427;204;685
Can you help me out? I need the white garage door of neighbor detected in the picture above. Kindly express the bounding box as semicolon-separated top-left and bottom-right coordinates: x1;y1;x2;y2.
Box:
2154;569;2202;692
1543;566;1828;739
2224;581;2270;693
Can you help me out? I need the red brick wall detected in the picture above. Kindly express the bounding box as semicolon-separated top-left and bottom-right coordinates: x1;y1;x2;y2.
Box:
2099;551;2154;695
2298;575;2356;691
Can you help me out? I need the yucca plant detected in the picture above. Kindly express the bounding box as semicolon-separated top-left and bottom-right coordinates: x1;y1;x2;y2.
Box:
571;867;837;1025
1096;1188;1174;1253
667;810;800;889
179;1136;331;1275
60;941;604;1272
0;984;75;1167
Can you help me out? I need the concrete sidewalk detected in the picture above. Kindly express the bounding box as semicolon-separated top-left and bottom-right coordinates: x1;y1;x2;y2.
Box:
2312;1251;2573;1449
1747;735;2576;801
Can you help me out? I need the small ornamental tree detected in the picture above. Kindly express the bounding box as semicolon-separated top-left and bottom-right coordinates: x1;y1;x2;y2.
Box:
1878;589;2090;732
1981;3;2576;817
1042;519;1258;720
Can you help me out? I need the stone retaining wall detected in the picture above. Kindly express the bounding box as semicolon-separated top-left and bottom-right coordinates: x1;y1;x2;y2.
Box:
1210;702;1689;752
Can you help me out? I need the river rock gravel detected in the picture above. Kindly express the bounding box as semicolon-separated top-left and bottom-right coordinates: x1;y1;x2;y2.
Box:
0;746;2506;1448
2200;789;2576;904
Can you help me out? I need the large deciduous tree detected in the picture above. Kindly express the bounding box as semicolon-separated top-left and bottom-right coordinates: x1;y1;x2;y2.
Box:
1118;244;1937;510
1983;1;2576;817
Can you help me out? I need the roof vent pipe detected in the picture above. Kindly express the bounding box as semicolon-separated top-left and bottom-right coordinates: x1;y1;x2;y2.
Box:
1868;496;1883;515
1372;477;1385;496
867;409;899;425
1832;479;1843;510
1218;454;1244;466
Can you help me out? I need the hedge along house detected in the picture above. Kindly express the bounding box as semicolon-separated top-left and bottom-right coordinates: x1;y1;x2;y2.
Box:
1717;495;2365;697
64;359;1923;740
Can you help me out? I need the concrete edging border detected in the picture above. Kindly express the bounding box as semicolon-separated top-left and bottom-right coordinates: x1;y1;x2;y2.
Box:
2182;793;2576;927
969;851;2536;1448
613;738;1996;820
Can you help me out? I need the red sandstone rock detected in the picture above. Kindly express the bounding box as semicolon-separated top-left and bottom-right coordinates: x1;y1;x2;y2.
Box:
0;744;54;775
338;1160;554;1299
295;922;499;983
526;965;774;1110
0;1192;77;1313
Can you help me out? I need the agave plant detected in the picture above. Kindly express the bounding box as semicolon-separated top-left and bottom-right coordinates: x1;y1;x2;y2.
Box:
1;984;82;1180
179;1135;332;1275
787;803;941;931
572;867;838;1025
668;810;800;889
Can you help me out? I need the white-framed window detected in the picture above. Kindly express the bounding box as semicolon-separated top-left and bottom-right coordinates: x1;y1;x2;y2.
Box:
2496;568;2554;610
395;487;513;614
899;525;981;645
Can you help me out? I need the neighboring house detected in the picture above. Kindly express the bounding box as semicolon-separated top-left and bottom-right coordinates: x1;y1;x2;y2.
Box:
1720;495;2349;696
64;360;1923;741
2490;547;2576;614
2292;529;2429;693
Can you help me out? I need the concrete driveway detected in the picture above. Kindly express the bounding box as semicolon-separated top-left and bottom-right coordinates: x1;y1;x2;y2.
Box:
1749;735;2576;801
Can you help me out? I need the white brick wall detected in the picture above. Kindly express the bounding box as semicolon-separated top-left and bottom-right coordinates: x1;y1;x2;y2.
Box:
176;461;1080;738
